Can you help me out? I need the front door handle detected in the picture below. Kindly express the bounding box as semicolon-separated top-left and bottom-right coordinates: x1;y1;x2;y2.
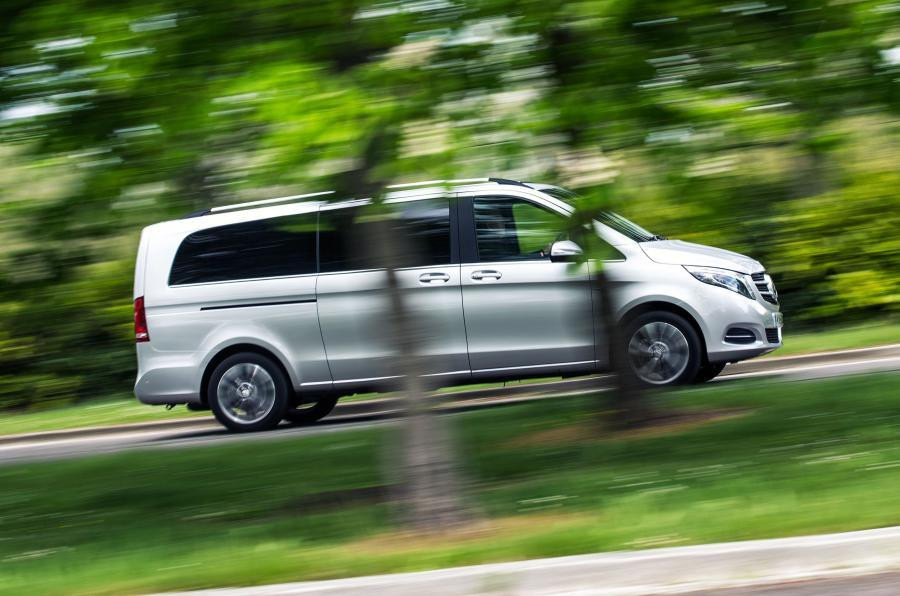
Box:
418;272;450;284
471;270;502;281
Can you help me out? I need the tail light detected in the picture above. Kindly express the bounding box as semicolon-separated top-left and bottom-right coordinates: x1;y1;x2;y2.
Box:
134;296;150;342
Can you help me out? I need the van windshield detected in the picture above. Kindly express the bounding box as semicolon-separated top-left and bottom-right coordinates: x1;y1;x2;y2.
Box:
596;212;659;243
537;186;662;242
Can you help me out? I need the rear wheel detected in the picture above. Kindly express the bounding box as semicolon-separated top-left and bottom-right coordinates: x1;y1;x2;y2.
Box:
623;311;702;387
283;395;339;425
694;361;726;383
207;352;289;432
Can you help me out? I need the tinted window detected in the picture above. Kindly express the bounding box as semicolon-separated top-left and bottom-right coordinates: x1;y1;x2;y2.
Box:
320;198;451;272
474;197;567;262
169;212;317;285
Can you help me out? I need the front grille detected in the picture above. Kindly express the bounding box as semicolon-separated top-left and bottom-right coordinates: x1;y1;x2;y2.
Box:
751;271;778;305
765;328;780;343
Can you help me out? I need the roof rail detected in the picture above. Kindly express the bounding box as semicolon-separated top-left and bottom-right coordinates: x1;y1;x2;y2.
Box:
182;190;336;218
180;178;530;219
386;178;489;189
210;190;334;213
209;190;335;214
182;208;212;219
488;177;530;188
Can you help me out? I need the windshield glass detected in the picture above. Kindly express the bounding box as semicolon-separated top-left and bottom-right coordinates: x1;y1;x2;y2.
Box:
537;186;660;242
596;211;657;242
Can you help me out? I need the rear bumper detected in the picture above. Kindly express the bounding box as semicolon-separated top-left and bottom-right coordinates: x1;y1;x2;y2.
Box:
134;369;201;405
134;344;202;405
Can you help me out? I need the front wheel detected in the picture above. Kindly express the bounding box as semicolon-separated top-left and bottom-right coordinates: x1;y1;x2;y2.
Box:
622;311;702;387
694;361;726;384
207;352;290;432
284;395;339;425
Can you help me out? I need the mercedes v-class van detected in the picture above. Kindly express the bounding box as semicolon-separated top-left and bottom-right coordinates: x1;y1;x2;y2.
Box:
133;178;782;431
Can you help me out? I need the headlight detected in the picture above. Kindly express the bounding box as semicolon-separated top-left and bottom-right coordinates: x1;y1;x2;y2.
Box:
684;266;754;300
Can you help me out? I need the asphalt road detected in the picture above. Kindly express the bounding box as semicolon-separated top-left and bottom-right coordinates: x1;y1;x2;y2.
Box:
683;572;900;595
1;344;897;465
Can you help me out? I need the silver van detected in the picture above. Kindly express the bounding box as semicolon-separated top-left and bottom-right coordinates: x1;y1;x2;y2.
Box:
133;178;782;431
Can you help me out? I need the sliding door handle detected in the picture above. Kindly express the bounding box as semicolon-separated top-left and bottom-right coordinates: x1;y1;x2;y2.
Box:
418;272;450;284
471;270;502;281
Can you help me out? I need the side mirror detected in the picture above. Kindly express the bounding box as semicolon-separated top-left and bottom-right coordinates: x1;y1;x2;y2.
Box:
550;239;583;262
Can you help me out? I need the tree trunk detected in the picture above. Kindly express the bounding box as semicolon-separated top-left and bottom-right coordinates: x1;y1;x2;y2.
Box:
593;266;650;429
370;217;470;531
342;127;469;531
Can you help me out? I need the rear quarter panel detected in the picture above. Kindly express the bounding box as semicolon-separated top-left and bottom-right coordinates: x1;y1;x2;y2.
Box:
138;216;331;400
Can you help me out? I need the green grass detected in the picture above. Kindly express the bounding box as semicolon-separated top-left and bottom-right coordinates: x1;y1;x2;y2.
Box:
769;319;900;357
2;320;897;438
1;371;899;595
0;398;207;437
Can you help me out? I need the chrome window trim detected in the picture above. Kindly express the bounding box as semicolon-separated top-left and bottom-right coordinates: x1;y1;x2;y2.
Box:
169;271;318;288
466;260;559;267
316;263;460;277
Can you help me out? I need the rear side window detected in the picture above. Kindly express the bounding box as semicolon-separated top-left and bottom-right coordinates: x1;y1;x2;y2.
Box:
169;212;317;285
319;198;451;272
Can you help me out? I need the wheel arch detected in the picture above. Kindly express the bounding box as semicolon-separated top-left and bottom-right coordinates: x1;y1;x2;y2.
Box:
200;343;295;406
617;300;708;361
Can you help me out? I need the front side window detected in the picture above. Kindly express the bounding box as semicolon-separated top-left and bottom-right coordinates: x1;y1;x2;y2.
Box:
319;198;451;273
169;212;317;285
474;196;567;262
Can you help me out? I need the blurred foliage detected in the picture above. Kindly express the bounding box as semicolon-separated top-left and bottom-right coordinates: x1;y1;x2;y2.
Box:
0;0;898;408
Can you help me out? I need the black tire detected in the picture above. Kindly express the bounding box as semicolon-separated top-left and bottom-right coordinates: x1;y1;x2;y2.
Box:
693;361;726;384
621;311;703;387
207;352;290;432
283;395;339;425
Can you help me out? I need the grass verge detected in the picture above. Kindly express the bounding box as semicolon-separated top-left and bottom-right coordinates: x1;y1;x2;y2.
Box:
0;371;899;594
0;398;207;437
770;319;900;357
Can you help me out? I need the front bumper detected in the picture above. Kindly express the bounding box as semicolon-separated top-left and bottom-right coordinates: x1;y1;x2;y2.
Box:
706;303;782;363
687;269;783;365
